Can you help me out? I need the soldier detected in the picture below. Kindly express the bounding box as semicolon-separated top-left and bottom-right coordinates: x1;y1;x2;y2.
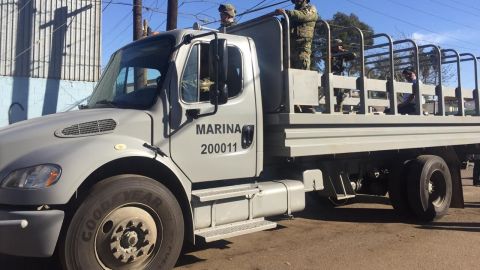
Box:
276;0;318;70
219;4;237;30
331;39;356;111
398;67;418;114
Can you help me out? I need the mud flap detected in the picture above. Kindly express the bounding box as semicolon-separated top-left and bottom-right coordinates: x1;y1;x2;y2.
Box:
449;164;464;208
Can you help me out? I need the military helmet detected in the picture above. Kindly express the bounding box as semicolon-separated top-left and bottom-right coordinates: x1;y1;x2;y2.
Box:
291;0;310;3
219;3;236;17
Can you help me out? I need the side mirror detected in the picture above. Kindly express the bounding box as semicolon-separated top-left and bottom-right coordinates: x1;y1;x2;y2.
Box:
209;38;228;105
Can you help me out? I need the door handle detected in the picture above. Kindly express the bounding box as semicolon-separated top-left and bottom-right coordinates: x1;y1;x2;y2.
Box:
241;125;255;149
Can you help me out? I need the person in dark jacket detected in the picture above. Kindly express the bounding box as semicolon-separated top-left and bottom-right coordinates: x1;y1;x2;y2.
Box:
331;39;356;112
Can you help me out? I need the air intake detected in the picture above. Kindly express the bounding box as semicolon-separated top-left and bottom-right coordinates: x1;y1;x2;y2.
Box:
55;119;117;138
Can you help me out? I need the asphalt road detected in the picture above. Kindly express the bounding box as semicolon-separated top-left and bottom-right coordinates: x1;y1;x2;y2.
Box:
175;168;480;270
2;169;479;270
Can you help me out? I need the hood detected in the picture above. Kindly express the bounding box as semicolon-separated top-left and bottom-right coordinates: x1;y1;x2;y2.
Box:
0;109;153;174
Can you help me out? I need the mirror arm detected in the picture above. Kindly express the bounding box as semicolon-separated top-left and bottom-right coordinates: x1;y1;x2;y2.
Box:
191;32;220;119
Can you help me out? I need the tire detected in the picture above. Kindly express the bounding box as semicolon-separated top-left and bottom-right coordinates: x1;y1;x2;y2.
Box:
387;160;412;217
61;175;184;270
406;155;452;222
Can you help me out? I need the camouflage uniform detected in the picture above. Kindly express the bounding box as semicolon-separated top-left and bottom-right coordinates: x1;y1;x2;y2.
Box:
286;1;318;70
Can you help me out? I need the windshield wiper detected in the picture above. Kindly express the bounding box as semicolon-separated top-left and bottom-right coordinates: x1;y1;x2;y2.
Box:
94;100;119;108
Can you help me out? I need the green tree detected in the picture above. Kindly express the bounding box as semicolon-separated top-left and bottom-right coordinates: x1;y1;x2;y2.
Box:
312;12;375;73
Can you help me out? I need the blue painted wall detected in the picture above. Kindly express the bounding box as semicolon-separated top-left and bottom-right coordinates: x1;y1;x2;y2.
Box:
0;75;95;127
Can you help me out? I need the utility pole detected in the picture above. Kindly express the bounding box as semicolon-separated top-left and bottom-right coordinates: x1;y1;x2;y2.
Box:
133;0;143;40
166;0;178;31
133;0;145;89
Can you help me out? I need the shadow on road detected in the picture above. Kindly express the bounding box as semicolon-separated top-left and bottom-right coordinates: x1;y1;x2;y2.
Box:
294;193;411;224
0;255;59;270
176;240;232;268
464;203;480;208
417;222;480;233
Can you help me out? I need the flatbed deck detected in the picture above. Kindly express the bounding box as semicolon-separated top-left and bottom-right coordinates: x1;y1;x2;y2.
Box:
265;113;480;156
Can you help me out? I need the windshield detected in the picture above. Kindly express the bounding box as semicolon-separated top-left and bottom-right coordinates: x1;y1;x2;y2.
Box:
87;38;173;109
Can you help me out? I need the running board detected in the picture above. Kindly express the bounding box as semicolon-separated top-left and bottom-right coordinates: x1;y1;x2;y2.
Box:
192;184;260;202
195;218;277;242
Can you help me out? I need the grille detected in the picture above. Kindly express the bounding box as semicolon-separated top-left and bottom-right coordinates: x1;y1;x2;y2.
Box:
57;119;117;137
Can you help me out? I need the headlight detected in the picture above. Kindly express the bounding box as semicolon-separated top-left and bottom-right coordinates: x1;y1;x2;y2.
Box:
1;164;62;189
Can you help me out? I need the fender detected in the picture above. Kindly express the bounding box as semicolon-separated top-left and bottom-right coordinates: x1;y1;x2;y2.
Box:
0;134;191;206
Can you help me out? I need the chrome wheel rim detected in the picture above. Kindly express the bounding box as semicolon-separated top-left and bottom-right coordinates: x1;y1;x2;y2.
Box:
94;205;162;270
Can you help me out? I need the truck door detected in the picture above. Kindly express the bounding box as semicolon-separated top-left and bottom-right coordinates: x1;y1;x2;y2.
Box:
169;40;258;182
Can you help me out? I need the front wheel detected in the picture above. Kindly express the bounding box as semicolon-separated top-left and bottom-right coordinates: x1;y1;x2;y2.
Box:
61;175;184;270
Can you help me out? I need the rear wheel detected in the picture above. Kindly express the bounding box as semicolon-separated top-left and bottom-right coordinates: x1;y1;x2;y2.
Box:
61;175;184;270
406;155;452;222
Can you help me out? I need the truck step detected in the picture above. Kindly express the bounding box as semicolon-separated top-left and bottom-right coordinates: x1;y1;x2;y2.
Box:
335;194;356;200
192;184;260;202
195;218;277;242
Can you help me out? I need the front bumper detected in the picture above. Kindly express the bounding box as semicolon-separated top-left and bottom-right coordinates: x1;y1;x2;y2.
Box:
0;209;64;257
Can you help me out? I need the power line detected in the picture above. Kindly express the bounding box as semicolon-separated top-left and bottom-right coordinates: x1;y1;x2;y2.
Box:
386;0;478;31
102;0;114;12
345;0;479;51
103;20;133;50
448;0;480;12
202;0;290;26
103;10;133;38
5;0;33;17
13;13;79;61
237;0;268;22
429;0;480;18
325;22;479;55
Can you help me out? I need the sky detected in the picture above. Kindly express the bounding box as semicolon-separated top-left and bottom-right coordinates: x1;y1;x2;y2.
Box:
101;0;480;88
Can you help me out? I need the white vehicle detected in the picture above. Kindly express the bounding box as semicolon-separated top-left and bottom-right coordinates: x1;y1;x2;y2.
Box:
0;13;479;269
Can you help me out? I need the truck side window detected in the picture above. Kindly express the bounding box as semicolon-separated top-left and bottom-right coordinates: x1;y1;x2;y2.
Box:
181;43;243;103
182;45;199;102
227;47;243;98
181;44;211;103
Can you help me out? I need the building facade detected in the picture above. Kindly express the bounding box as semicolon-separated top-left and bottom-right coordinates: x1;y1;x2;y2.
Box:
0;0;101;127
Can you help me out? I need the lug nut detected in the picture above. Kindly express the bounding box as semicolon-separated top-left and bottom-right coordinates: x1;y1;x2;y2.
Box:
111;236;118;242
116;226;123;233
137;222;143;228
137;250;144;257
128;255;135;262
127;221;134;227
111;248;118;253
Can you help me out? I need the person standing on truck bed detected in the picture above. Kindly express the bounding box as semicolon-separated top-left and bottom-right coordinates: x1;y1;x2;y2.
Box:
276;0;318;70
331;39;356;112
219;4;237;31
398;67;419;115
276;0;318;113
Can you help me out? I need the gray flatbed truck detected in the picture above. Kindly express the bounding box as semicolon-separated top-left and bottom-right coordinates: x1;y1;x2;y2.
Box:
1;12;479;269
